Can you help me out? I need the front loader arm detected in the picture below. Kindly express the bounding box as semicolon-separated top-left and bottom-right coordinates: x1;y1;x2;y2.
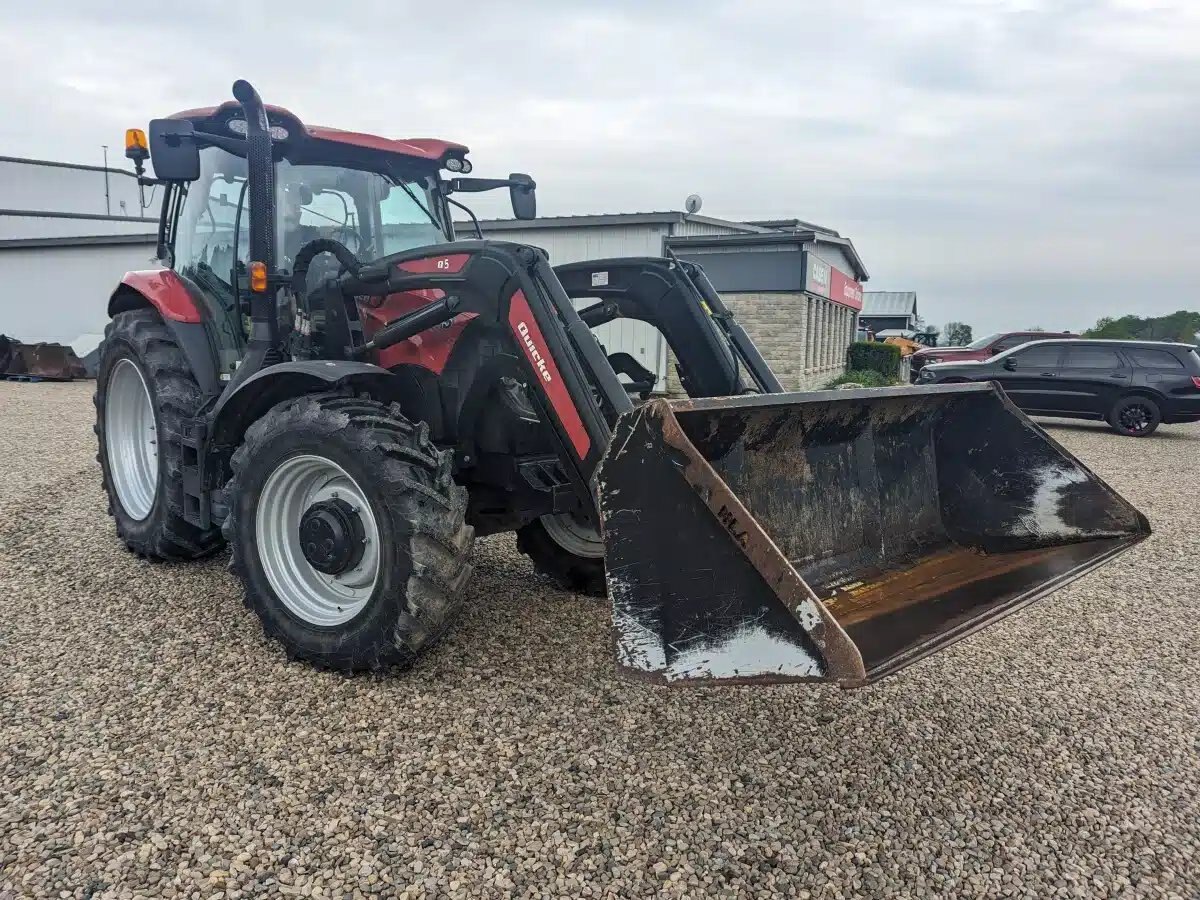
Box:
331;240;633;501
554;257;784;397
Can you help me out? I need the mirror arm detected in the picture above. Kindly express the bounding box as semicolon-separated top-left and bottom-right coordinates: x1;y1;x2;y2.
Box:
445;196;483;239
446;176;524;194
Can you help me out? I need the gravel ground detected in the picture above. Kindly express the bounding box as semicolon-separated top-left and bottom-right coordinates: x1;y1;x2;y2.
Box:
1;381;1198;899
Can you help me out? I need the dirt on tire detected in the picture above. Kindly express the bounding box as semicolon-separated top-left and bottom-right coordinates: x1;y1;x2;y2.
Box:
94;308;224;559
222;393;475;671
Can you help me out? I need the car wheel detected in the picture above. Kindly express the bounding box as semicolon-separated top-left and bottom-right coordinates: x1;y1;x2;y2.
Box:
1108;396;1160;437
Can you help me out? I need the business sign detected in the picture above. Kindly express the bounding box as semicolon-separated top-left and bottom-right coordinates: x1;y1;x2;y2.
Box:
802;251;863;311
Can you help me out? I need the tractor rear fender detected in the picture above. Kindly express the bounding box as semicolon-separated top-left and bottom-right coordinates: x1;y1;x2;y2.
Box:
207;360;393;450
109;272;221;397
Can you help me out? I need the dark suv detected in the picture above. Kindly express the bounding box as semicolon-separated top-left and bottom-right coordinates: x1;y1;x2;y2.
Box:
917;339;1200;436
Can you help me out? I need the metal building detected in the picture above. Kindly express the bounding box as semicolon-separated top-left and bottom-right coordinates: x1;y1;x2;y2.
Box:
860;291;919;335
0;157;156;343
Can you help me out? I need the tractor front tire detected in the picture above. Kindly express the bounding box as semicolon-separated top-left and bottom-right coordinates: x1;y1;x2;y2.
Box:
94;309;224;559
517;515;606;597
223;394;474;671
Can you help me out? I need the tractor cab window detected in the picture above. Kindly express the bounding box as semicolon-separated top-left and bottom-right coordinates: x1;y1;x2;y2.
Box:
173;148;250;296
275;159;445;270
378;181;446;256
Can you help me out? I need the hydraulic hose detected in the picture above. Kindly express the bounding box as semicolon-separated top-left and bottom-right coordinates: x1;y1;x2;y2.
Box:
291;238;363;302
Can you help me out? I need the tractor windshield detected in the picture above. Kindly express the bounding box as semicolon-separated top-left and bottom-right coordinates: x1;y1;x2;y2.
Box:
172;147;449;294
275;158;447;269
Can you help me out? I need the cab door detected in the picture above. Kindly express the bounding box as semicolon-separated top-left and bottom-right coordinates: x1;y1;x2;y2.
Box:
1055;344;1130;417
993;343;1066;413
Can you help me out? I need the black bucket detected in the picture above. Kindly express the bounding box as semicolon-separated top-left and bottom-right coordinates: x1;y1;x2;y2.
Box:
596;384;1149;686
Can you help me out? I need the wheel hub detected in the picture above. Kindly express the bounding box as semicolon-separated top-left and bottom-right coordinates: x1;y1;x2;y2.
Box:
299;498;365;575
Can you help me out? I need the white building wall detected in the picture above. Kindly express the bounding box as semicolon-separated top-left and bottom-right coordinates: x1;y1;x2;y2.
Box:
0;213;155;241
480;223;670;265
0;241;158;342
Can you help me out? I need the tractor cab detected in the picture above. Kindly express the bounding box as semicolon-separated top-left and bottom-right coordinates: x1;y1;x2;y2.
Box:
127;100;535;378
163;102;460;272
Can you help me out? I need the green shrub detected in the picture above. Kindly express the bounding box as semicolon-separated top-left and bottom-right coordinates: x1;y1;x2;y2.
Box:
846;341;902;379
822;369;897;389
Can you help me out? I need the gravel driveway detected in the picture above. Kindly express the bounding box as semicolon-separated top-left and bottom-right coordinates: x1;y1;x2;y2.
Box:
2;382;1197;899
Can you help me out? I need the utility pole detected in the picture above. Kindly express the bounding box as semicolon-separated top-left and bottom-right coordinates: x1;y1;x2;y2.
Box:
102;145;111;215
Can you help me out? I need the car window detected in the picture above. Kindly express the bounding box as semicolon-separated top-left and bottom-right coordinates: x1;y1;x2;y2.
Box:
992;335;1032;352
1125;348;1183;369
1009;345;1063;367
1064;346;1123;368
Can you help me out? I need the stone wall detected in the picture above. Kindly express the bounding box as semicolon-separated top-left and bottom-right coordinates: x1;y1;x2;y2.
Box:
665;292;857;395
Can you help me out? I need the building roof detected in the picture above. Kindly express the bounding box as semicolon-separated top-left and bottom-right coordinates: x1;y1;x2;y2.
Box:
667;230;869;282
862;291;918;317
0;155;140;178
744;217;842;237
458;211;769;233
461;210;869;281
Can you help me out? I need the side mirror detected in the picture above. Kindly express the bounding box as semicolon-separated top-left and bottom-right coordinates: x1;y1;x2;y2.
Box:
1003;357;1018;371
509;173;536;220
148;119;201;182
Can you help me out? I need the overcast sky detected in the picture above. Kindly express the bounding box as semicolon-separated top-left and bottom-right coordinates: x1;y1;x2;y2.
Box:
2;0;1196;335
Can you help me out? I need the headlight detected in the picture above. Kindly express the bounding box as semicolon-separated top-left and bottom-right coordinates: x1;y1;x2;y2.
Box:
918;369;935;380
227;118;289;141
445;157;464;172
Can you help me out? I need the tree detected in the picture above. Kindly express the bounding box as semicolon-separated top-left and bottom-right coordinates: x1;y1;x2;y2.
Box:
944;322;973;346
1083;310;1200;343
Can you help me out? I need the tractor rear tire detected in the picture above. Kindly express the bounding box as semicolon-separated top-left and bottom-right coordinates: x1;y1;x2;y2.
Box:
94;309;224;559
517;515;606;597
223;393;474;671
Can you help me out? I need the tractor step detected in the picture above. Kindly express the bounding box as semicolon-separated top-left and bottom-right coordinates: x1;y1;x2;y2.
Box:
179;417;212;528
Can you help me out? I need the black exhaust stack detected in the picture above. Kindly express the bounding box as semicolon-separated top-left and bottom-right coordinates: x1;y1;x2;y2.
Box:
227;79;279;389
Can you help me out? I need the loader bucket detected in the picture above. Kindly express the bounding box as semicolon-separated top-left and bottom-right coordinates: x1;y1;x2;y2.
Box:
597;384;1149;687
4;341;87;380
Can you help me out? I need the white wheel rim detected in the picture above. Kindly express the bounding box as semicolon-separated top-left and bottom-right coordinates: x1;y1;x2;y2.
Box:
541;512;605;559
255;454;381;627
105;358;159;521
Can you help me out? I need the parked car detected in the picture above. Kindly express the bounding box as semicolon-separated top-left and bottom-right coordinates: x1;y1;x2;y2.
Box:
910;330;1076;381
917;339;1200;436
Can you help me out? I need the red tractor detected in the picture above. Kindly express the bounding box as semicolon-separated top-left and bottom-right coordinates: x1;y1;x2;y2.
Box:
97;81;1147;685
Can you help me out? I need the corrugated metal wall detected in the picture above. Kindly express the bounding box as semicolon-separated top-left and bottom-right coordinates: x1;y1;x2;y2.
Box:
808;243;858;277
671;219;753;238
0;159;147;217
488;223;669;265
0;214;155;241
0;241;158;342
